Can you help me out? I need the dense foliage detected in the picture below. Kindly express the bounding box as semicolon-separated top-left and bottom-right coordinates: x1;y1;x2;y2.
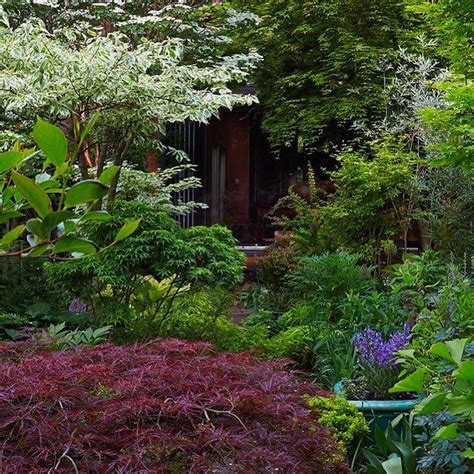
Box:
231;0;415;151
0;1;472;472
0;339;348;472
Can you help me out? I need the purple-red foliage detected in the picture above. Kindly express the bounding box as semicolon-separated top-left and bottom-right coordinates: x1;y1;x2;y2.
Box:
0;339;348;473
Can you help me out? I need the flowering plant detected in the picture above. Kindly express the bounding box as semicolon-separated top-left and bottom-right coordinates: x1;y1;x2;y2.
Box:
352;324;411;399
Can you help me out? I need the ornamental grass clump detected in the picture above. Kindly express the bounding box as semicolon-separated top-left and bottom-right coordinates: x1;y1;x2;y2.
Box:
0;339;348;473
352;324;411;399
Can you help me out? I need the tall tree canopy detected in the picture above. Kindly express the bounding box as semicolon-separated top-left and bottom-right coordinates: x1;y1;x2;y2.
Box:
0;1;260;190
230;0;415;152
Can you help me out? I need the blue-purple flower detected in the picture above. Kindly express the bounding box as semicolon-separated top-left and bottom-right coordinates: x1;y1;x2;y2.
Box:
68;298;88;314
353;324;411;369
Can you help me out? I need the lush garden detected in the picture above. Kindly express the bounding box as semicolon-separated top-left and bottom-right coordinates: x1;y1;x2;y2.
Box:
0;1;473;473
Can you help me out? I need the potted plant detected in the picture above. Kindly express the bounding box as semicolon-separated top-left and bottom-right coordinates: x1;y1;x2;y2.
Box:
334;324;418;437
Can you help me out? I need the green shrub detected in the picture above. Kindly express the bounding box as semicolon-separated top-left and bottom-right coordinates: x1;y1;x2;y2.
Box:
388;251;450;312
0;258;64;313
308;396;369;452
115;290;268;352
256;243;297;311
45;201;245;328
0;312;28;340
337;290;407;336
288;252;374;307
265;326;312;366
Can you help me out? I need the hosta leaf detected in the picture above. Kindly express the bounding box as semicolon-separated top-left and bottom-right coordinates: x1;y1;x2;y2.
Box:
389;368;426;394
33;118;68;167
64;180;108;208
12;171;52;218
115;219;141;242
53;236;97;255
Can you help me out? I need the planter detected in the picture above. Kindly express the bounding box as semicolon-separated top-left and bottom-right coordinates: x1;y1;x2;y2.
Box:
333;382;417;440
349;399;417;439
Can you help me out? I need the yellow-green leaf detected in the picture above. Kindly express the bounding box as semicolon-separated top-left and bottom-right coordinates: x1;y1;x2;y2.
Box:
115;219;141;242
0;225;25;245
389;368;426;394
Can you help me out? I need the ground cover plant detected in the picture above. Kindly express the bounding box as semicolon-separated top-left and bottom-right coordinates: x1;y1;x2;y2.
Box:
0;338;348;473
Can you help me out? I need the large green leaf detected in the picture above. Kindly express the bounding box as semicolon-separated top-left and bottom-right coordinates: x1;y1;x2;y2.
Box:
0;151;23;174
389;369;426;394
0;225;25;245
447;392;474;417
64;180;109;208
53;236;97;255
456;361;474;382
415;393;448;415
26;218;45;238
41;211;76;235
115;219;141;242
12;171;52;218
434;423;458;440
98;165;119;185
381;456;403;474
80;210;112;223
430;339;468;365
33;118;68;167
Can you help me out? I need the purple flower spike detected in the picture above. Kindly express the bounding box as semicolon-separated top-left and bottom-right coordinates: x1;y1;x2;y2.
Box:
68;298;88;314
354;324;410;369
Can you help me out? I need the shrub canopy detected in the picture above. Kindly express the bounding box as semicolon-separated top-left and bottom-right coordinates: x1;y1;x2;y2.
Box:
0;339;348;472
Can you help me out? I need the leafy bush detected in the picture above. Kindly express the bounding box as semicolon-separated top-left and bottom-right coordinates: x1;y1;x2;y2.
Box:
0;312;28;340
45;201;244;327
317;141;416;262
388;251;451;312
308;396;369;452
0;339;348;472
0;258;64;313
337;290;407;336
117;290;268;352
256;242;297;310
288;252;373;306
390;338;474;472
265;326;313;366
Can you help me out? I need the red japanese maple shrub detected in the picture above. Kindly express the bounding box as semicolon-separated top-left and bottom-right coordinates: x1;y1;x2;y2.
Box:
0;339;348;473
